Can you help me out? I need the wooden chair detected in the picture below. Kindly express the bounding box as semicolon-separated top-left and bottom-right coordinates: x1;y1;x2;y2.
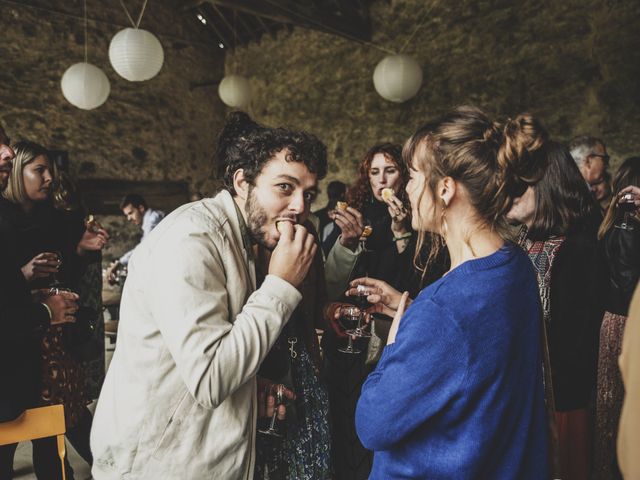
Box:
0;405;67;480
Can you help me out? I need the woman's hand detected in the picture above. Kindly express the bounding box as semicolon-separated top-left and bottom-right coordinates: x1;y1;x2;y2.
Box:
34;288;79;325
324;302;349;338
21;252;60;282
77;227;109;255
387;292;410;345
383;193;409;236
619;185;640;207
347;277;411;318
334;206;365;251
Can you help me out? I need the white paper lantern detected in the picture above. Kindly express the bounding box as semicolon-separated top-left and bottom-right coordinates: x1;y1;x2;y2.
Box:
60;62;110;110
109;28;164;81
373;54;423;103
218;75;251;108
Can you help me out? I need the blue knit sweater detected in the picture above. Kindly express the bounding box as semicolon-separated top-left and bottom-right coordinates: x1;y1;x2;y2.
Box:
356;243;549;479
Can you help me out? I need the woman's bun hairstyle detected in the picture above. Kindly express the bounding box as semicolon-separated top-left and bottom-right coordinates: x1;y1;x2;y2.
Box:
497;114;548;201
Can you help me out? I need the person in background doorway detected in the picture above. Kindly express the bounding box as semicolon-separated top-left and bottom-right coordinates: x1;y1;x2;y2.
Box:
106;193;164;284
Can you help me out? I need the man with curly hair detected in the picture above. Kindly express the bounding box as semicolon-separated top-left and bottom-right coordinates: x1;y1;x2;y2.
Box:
91;115;328;479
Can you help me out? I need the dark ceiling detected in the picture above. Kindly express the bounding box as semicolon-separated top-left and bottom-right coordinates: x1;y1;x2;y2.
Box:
181;0;373;49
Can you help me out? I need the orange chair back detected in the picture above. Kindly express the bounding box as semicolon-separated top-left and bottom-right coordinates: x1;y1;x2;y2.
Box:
0;405;67;480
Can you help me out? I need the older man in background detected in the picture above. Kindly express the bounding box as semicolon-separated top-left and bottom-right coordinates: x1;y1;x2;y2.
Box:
569;135;610;200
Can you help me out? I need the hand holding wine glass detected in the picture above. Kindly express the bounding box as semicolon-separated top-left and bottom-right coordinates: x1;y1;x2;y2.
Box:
616;189;639;231
32;288;79;325
347;276;412;318
77;218;109;254
618;185;640;207
257;379;296;437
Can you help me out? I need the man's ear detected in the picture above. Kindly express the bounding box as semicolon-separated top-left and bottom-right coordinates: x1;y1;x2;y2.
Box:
233;169;250;201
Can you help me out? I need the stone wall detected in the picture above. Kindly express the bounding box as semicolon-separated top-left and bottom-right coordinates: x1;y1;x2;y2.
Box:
0;0;227;260
226;0;640;205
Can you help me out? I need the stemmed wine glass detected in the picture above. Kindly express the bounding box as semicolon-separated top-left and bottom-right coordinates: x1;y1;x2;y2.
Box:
47;250;64;290
349;284;372;338
338;305;363;354
258;383;285;437
616;193;637;231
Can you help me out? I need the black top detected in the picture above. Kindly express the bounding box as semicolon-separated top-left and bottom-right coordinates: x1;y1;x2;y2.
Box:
0;198;51;421
549;225;607;411
602;216;640;316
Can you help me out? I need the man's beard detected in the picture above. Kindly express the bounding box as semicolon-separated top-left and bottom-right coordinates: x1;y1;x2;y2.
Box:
245;186;273;249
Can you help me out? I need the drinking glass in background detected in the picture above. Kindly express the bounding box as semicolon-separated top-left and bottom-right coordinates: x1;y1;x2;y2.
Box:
47;250;63;288
617;193;637;231
85;214;102;233
338;305;363;354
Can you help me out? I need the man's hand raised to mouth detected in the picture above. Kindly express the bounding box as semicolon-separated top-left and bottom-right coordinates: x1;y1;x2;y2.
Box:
269;220;317;288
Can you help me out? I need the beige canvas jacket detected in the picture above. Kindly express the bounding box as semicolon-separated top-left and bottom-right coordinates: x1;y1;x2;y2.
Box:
618;282;640;479
91;191;302;479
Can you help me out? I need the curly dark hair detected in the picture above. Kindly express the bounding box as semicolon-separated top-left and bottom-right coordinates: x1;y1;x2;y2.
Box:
345;143;408;211
218;113;328;194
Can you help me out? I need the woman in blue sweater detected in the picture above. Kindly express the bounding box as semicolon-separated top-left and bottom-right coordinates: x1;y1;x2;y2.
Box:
354;107;549;479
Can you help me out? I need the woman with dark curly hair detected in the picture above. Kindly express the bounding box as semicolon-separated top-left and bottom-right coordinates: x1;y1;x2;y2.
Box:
323;143;446;480
328;143;424;294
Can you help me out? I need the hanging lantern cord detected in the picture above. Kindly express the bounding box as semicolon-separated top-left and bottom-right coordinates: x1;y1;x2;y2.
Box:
398;1;437;54
136;0;149;28
118;0;149;29
83;0;88;63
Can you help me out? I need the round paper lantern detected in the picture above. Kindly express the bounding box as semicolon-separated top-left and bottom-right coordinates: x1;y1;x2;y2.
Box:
218;75;251;108
109;28;164;81
60;62;110;110
373;54;423;103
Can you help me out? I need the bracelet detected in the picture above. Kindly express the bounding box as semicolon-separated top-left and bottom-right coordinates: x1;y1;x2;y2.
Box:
393;232;413;241
41;302;53;321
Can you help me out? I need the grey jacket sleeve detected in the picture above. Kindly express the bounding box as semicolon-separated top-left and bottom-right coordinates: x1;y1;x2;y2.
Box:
324;238;361;301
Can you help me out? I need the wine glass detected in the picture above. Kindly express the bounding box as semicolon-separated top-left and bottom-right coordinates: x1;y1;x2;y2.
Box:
258;383;285;437
47;250;64;289
349;285;372;338
338;305;362;354
616;193;637;231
